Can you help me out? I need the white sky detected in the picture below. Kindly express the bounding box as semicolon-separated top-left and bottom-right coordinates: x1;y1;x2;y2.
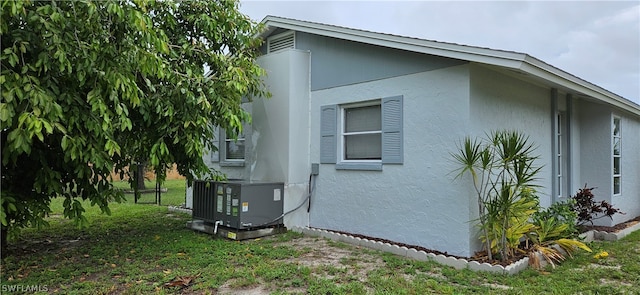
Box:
239;0;640;104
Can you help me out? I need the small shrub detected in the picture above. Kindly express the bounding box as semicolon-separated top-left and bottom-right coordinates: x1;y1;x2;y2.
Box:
531;200;579;239
527;199;592;269
571;184;624;226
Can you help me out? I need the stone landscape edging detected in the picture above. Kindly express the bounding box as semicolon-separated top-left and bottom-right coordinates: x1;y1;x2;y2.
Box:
169;207;639;274
290;222;640;275
579;221;640;242
168;206;193;215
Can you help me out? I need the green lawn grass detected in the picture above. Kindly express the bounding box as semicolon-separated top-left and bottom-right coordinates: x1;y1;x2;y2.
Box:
1;179;639;294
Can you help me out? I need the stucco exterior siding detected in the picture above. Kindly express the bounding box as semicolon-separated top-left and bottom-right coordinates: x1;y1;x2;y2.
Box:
310;65;474;257
577;102;614;226
295;32;467;91
203;49;312;182
185;17;640;260
186;49;313;227
611;113;640;225
574;102;640;226
250;49;312;227
469;65;554;208
568;96;582;199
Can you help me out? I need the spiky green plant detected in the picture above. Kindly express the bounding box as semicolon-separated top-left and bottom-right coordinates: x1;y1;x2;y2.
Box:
528;203;592;269
452;130;541;262
452;136;494;259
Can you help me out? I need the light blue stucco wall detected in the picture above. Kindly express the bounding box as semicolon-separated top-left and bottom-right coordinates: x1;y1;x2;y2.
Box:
577;102;613;226
310;65;474;257
186;49;312;227
614;112;640;225
250;49;312;227
568;96;582;199
186;29;640;258
577;101;640;226
295;32;467;91
468;65;553;208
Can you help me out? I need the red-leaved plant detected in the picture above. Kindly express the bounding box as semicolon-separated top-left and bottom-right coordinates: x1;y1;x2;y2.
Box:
572;184;624;226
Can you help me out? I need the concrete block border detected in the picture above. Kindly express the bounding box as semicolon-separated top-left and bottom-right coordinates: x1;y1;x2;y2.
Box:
168;206;193;215
173;207;638;274
579;221;640;243
288;226;528;275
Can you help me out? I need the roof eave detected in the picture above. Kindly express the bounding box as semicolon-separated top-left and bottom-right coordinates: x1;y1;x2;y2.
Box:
260;16;640;116
261;16;527;69
519;57;640;116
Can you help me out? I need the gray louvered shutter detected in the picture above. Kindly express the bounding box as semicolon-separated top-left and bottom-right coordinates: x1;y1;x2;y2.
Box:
211;126;220;162
320;105;337;163
382;96;403;164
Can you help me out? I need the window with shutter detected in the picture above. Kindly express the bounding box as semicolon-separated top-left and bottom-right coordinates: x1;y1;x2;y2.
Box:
320;105;337;164
382;96;403;164
211;126;220;162
320;95;403;170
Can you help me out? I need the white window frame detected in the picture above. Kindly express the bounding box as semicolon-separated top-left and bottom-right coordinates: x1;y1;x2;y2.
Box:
220;129;245;167
556;112;564;199
612;116;621;196
338;100;382;164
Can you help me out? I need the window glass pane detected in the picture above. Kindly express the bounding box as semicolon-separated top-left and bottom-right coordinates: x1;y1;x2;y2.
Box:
345;105;381;133
614;177;621;195
613;157;620;175
345;134;381;160
226;139;245;160
613;137;620;155
613;118;620;136
557;178;562;197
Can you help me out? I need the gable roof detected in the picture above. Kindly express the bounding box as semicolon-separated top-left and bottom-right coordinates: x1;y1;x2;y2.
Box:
259;16;640;116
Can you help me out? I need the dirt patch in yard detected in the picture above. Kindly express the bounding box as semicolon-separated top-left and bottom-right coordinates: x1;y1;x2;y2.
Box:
216;282;271;295
279;237;384;281
210;237;386;295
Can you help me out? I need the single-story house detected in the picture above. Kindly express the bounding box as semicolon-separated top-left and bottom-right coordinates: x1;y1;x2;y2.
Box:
186;16;640;257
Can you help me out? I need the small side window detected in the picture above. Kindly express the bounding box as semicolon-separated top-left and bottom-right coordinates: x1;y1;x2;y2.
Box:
612;116;621;195
220;129;245;167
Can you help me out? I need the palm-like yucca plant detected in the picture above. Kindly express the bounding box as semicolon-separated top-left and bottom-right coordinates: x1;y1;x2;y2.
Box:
452;137;494;259
453;130;593;265
482;186;538;260
453;130;541;262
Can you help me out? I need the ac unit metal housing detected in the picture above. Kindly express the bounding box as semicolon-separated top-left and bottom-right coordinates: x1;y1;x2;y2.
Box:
192;180;284;230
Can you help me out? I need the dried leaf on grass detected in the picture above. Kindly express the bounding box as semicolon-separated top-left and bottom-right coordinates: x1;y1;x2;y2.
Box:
163;274;199;289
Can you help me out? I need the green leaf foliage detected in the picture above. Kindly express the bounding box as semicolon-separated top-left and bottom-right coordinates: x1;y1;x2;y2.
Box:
453;130;542;261
1;0;267;248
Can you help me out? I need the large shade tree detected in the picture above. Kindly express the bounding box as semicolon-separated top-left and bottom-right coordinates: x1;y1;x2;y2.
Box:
0;0;267;251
